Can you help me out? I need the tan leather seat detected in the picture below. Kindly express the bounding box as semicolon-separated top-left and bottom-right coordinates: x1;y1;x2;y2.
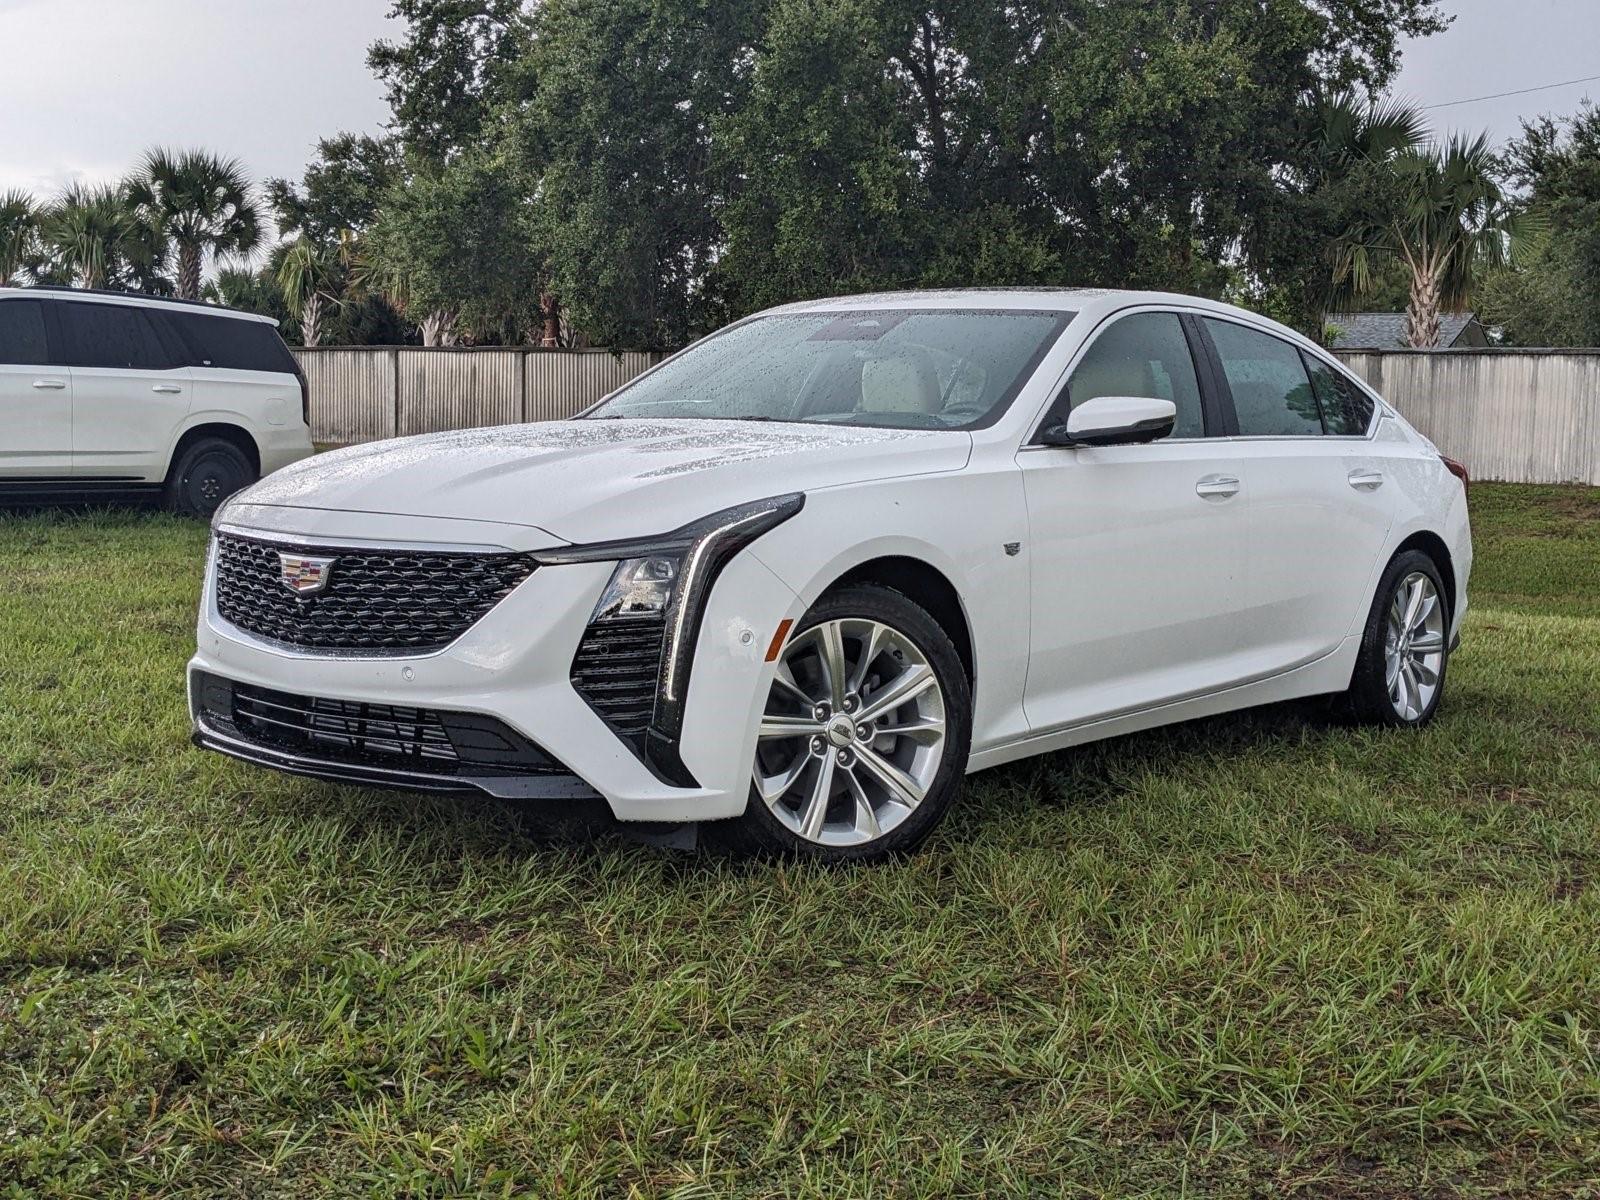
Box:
859;353;943;414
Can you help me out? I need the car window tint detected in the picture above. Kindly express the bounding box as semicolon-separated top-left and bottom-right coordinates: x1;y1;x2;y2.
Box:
0;300;50;365
1203;319;1323;436
165;311;297;373
57;302;174;370
1065;312;1205;438
1303;352;1375;435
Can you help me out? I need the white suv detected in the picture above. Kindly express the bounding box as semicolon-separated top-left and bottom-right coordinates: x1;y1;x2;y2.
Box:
190;289;1471;861
0;287;313;516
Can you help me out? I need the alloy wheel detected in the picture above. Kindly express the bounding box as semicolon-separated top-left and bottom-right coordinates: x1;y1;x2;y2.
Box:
753;617;947;847
1384;570;1446;721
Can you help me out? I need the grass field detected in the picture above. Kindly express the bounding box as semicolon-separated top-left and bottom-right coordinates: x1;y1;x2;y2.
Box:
2;484;1598;1198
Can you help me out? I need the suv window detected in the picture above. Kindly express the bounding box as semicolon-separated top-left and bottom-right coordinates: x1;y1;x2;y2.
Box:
1302;352;1375;435
1065;312;1205;438
0;300;50;365
1203;318;1322;437
163;311;298;374
55;301;176;370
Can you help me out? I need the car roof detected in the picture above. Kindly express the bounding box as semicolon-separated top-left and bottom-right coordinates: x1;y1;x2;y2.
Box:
0;285;279;326
759;287;1316;351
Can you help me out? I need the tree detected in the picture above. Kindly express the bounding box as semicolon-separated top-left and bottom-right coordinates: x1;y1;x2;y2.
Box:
368;0;532;161
276;238;344;346
41;184;165;290
359;150;540;344
126;149;262;299
1332;133;1527;347
1477;105;1600;346
0;190;39;286
265;133;402;247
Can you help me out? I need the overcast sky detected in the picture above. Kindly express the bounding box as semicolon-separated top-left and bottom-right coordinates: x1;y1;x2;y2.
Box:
0;0;1594;206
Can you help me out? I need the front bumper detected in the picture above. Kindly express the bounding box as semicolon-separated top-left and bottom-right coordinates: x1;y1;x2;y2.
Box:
187;508;802;823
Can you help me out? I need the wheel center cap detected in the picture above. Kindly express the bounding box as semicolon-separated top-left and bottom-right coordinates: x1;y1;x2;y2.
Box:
825;715;856;748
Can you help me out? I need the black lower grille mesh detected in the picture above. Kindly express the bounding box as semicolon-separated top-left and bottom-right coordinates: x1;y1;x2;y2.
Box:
213;533;537;654
570;616;666;745
214;679;564;777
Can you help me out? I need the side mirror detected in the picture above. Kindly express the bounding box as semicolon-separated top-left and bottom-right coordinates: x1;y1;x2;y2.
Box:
1038;395;1178;447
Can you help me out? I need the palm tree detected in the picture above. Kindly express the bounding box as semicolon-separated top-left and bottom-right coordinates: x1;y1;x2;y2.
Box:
127;149;262;299
42;184;135;289
276;237;343;345
0;190;40;286
1333;133;1528;348
1304;91;1427;176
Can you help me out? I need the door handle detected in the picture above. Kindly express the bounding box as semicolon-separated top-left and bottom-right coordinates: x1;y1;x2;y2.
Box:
1347;469;1384;492
152;384;184;394
32;379;66;390
1195;474;1241;499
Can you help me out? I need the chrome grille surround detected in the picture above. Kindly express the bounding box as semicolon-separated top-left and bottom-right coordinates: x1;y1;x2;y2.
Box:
212;532;538;655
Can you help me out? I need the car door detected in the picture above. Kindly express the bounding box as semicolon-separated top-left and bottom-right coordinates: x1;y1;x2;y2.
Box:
53;299;192;481
1196;317;1395;673
0;297;72;478
1018;309;1252;732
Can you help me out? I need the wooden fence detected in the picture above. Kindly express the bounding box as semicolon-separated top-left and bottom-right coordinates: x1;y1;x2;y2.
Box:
293;345;1600;485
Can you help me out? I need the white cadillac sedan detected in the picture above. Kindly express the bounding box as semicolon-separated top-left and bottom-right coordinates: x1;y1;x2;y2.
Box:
190;289;1471;860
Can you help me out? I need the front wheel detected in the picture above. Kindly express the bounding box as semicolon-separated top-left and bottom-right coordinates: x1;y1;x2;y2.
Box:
713;584;971;862
1343;549;1451;726
164;438;255;519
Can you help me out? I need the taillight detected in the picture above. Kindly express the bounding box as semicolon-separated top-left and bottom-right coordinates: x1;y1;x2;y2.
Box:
1441;454;1469;495
297;369;310;428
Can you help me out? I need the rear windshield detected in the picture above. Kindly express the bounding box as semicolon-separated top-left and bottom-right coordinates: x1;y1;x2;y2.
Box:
588;308;1075;430
162;311;298;374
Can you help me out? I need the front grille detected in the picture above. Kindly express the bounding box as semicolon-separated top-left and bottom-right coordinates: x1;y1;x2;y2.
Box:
213;533;537;654
198;675;566;778
570;616;666;747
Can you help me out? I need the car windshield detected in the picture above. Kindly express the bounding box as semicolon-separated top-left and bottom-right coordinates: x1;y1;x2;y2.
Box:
587;308;1076;430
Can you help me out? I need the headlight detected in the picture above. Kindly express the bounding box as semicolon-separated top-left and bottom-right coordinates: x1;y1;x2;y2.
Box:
593;556;681;621
536;493;805;784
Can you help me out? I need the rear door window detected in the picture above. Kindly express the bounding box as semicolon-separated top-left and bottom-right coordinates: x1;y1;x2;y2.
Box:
1202;319;1324;436
1302;353;1375;435
163;311;300;374
0;300;51;365
55;302;176;370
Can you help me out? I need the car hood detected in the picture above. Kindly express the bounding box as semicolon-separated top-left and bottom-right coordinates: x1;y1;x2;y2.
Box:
233;419;972;544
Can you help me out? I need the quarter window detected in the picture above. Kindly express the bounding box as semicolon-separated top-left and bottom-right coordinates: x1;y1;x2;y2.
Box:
1064;312;1206;438
55;302;175;371
0;300;50;365
1302;352;1375;435
1203;319;1323;437
164;311;298;374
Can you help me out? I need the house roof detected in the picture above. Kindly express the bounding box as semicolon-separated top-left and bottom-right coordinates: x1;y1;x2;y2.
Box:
1328;312;1483;350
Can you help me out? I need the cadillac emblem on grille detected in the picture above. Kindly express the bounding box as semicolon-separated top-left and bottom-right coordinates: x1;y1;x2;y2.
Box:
278;552;335;596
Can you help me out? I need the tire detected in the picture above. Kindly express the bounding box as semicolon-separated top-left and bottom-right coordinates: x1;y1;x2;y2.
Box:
164;437;255;519
711;584;972;863
1342;549;1451;727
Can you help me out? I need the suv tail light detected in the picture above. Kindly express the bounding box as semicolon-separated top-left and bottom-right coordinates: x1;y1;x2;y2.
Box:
295;364;310;428
1441;454;1469;495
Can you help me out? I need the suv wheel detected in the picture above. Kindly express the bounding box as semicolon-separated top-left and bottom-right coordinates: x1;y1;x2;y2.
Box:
1343;549;1451;726
714;584;971;861
165;438;254;519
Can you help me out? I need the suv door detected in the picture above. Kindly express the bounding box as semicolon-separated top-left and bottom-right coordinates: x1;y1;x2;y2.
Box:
0;298;71;477
1197;317;1395;673
1018;309;1251;731
52;299;192;481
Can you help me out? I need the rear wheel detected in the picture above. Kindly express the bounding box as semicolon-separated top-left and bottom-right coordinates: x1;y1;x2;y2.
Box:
714;585;971;862
1343;549;1450;726
164;437;254;519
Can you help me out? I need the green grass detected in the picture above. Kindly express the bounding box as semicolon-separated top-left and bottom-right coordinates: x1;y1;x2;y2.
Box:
1;483;1597;1198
